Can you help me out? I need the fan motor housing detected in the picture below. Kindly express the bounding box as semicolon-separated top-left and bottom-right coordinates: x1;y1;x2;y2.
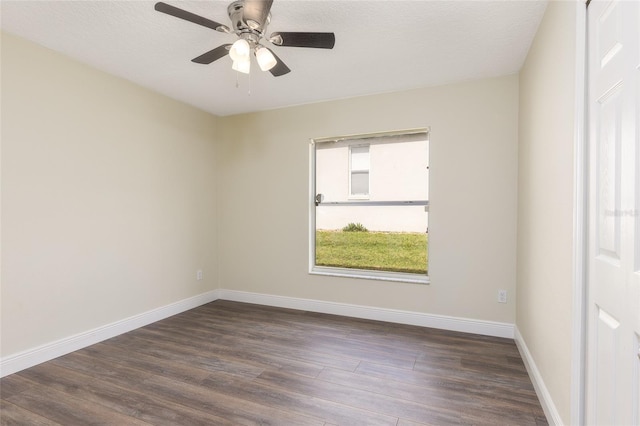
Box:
228;0;270;36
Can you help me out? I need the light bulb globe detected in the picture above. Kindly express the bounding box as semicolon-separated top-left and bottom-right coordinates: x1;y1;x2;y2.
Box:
255;47;277;71
232;57;251;74
230;39;250;61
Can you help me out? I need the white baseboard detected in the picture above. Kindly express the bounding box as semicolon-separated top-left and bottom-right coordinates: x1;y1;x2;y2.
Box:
0;289;221;378
217;289;514;338
1;288;515;378
514;326;562;426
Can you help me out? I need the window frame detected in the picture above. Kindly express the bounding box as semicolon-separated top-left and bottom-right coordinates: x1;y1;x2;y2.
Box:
309;128;430;284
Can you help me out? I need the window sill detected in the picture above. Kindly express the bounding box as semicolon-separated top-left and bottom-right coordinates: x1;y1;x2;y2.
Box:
310;266;430;285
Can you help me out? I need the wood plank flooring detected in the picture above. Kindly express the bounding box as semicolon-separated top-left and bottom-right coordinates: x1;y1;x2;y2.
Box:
0;300;548;425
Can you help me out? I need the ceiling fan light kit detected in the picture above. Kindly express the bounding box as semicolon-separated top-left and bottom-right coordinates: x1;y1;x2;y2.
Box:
154;0;335;77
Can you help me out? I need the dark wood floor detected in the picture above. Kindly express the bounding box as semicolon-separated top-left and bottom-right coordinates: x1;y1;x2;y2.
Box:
1;300;547;425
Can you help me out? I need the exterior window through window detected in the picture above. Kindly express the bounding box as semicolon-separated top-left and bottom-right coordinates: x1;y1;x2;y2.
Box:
311;129;429;283
350;145;370;197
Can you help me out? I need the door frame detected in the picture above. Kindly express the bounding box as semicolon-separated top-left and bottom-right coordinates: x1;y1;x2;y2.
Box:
571;1;588;425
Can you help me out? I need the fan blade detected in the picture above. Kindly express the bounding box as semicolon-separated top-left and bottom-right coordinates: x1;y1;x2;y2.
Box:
270;32;335;49
266;48;291;77
243;0;273;29
155;2;226;32
192;45;231;64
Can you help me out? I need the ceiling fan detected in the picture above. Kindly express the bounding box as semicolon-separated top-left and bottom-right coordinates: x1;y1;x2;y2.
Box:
154;0;335;77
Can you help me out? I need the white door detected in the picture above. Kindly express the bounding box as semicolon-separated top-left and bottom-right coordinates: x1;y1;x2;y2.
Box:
587;0;640;425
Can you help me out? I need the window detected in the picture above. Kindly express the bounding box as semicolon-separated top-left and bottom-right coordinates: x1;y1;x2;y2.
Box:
349;145;370;197
310;128;430;284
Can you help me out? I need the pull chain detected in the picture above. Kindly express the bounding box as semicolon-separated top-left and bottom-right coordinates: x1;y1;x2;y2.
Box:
233;70;251;95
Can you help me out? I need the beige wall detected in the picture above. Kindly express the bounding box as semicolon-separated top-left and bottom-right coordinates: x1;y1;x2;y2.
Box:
1;33;219;357
218;75;519;322
517;1;578;424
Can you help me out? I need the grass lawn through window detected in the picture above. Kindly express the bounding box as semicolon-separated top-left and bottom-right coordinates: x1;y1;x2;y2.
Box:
315;230;428;274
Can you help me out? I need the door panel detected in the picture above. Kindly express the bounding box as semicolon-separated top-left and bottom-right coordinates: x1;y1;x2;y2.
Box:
594;305;620;424
596;81;623;263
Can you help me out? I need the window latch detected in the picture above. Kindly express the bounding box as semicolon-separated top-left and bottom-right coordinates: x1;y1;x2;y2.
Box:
315;193;324;206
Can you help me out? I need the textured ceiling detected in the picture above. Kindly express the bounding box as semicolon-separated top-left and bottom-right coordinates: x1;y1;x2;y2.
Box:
0;1;547;116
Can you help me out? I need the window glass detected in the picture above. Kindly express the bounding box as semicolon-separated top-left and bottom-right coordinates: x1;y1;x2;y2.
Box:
311;129;429;282
350;146;370;170
350;171;369;196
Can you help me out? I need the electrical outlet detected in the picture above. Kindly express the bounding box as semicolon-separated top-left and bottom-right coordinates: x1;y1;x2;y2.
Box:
498;289;507;303
197;270;203;280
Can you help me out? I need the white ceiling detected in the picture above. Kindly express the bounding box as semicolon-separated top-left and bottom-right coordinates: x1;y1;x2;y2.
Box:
0;0;547;117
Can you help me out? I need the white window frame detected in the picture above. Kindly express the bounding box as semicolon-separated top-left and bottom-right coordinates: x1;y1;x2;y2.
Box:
309;128;430;284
